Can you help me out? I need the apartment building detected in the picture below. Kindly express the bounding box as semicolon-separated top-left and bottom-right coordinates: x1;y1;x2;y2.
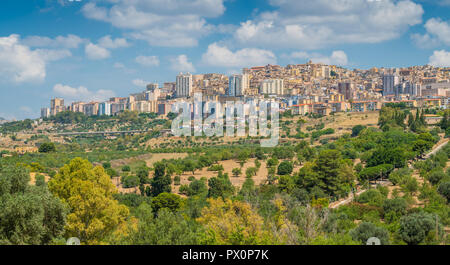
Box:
176;73;193;98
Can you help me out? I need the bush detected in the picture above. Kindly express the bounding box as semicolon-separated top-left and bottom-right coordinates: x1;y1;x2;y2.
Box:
352;125;366;137
350;222;390;245
437;182;450;202
382;198;407;222
151;193;183;213
38;143;56;153
399;212;437;245
356;190;384;207
426;169;446;186
389;168;411;186
106;168;119;178
208;164;224;172
173;175;181;186
277;161;293;175
123;175;139;188
35;174;46;187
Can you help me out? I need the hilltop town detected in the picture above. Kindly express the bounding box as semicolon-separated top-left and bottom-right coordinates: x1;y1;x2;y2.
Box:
40;62;450;120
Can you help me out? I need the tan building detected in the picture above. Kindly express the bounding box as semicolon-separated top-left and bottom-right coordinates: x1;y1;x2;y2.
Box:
50;98;65;116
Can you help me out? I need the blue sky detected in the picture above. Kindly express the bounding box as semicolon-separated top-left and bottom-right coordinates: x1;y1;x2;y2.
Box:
0;0;449;120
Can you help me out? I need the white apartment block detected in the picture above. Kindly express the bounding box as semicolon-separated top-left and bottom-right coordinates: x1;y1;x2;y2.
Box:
260;79;284;95
228;74;249;97
176;73;193;98
40;108;50;118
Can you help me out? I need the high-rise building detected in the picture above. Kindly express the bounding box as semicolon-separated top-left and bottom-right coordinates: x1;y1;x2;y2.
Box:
70;102;85;113
260;79;284;95
83;102;99;116
176;73;193;98
50;98;65;116
98;102;111;116
382;74;400;96
40;108;50;118
228;74;249;97
338;82;355;100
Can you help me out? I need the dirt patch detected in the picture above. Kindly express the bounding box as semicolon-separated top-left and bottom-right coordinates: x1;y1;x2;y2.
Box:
29;172;50;185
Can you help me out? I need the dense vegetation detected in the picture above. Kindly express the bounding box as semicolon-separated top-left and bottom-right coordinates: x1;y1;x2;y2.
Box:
0;106;449;245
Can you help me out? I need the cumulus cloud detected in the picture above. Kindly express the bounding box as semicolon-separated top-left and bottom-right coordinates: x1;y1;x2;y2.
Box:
171;55;196;72
288;50;348;66
0;35;70;83
132;79;150;87
98;35;130;49
135;55;160;67
53;83;115;102
84;35;130;60
234;0;423;49
428;50;450;67
85;43;110;60
81;0;225;47
202;43;276;68
412;18;450;48
35;49;72;61
22;34;85;49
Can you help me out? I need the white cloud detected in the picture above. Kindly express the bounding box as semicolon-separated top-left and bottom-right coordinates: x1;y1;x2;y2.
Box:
0;35;68;83
428;50;450;67
81;0;225;47
135;55;159;67
288;50;348;66
412;18;450;48
98;35;130;49
113;62;125;69
171;55;195;72
234;0;423;49
53;83;115;102
85;43;111;60
132;79;150;87
35;49;72;61
22;34;85;49
202;43;276;68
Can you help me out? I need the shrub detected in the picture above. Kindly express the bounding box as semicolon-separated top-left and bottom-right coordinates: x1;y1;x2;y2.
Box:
350;222;389;245
399;212;437;245
437;182;450;202
38;142;56;153
277;161;293;175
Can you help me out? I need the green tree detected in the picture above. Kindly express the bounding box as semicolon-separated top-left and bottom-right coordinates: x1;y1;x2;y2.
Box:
277;161;293;175
152;193;183;214
48;158;129;244
124;204;200;245
350;222;389;245
399;212;437;245
207;173;234;198
437;182;450;202
38;142;56;153
232;168;242;178
0;165;67;245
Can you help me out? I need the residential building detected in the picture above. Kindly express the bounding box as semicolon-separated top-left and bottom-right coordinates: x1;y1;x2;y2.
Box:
228;74;249;97
260;79;284;95
40;108;50;118
176;73;193;98
50;98;65;116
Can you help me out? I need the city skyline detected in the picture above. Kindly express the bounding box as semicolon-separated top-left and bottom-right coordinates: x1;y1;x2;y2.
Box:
1;0;450;120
